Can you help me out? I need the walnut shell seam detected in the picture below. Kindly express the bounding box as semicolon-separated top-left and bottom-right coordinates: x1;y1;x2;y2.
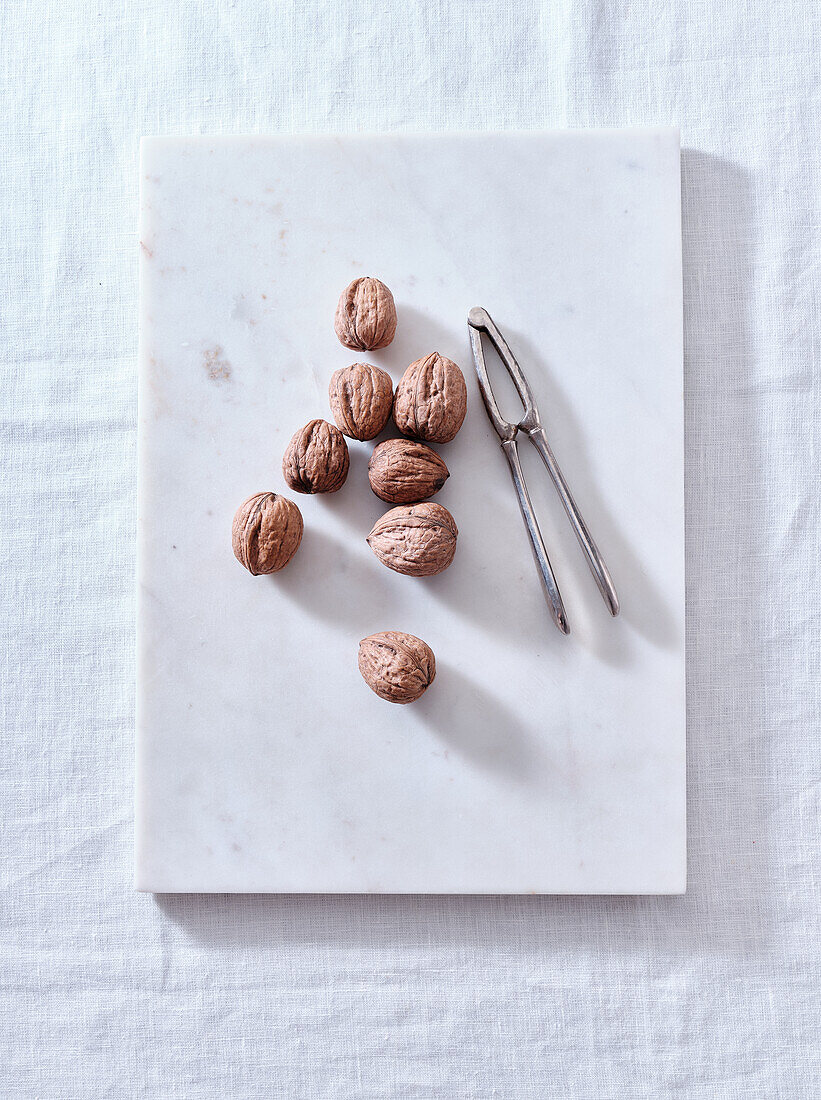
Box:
366;502;458;577
358;630;436;703
393;352;467;444
368;438;449;504
329;362;394;441
232;492;303;575
283;418;350;494
334;276;397;352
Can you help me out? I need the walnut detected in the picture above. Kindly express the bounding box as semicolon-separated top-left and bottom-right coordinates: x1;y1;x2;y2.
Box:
366;501;457;576
232;492;303;575
393;352;467;444
334;277;397;351
358;631;436;704
368;438;449;505
282;419;350;494
329;363;394;441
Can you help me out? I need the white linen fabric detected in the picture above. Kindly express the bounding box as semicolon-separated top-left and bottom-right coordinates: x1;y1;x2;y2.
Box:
1;1;819;1097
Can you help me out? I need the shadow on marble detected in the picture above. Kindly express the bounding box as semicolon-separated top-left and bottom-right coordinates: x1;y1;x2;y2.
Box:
377;303;466;382
421;526;636;669
153;151;767;960
502;322;679;657
272;525;393;629
278;518;531;654
414;662;543;783
311;439;386;536
307;468;535;653
418;540;554;655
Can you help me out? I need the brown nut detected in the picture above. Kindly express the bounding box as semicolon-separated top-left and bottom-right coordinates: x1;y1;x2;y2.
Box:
232;492;303;575
358;631;436;704
329;363;394;441
334;276;397;351
283;419;350;494
393;352;467;444
368;439;449;505
366;501;457;577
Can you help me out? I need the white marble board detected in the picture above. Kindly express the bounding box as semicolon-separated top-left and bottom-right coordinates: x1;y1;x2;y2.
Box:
136;130;685;893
